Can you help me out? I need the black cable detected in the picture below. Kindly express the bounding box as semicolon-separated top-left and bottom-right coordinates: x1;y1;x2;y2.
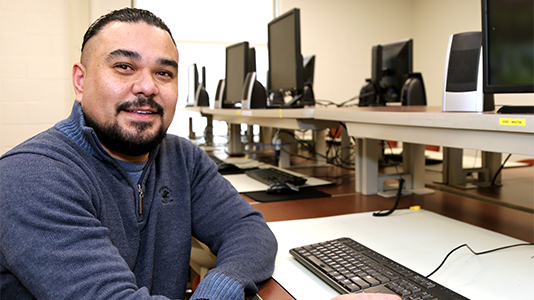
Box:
427;242;534;278
372;178;405;217
373;141;405;217
276;134;355;170
314;99;339;107
491;153;512;186
337;91;376;107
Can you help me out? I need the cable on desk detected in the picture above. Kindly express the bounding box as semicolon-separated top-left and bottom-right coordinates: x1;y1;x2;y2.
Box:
491;153;512;186
314;90;376;107
372;178;405;217
336;91;376;107
427;242;534;278
373;141;405;217
314;99;339;107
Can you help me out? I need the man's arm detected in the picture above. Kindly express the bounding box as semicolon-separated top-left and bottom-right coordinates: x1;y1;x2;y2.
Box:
188;151;278;299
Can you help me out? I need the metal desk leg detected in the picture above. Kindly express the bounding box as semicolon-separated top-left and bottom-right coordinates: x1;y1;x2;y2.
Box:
204;115;213;146
354;138;363;193
189;117;196;140
313;129;327;165
360;138;381;195
402;143;433;194
482;151;503;186
442;147;501;189
341;126;351;167
227;123;243;156
278;130;292;169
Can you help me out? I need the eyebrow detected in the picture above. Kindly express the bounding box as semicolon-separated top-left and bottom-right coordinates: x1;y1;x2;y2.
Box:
107;49;178;70
107;49;141;61
159;58;178;70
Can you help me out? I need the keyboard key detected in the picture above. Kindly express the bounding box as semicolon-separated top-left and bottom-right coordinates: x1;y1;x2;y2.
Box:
345;283;361;292
350;276;370;289
363;275;380;286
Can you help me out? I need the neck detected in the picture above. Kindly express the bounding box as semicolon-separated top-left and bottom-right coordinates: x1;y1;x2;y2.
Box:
101;144;149;163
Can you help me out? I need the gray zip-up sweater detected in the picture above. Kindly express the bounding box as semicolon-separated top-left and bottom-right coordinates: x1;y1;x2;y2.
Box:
0;102;277;300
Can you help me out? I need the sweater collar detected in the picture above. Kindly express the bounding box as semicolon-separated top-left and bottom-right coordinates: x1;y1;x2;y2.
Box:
55;101;162;162
55;101;100;157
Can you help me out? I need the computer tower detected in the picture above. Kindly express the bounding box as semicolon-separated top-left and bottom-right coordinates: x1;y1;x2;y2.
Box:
442;31;494;112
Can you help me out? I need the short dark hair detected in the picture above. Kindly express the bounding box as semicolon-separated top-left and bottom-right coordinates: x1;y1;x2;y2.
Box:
81;7;175;52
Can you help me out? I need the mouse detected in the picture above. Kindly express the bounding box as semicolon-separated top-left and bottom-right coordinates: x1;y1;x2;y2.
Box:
266;182;299;194
217;163;242;174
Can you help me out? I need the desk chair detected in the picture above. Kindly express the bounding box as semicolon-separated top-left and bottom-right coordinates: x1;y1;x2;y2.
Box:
190;238;216;282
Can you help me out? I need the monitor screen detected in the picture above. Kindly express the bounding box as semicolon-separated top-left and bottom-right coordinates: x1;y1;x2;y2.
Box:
187;64;198;107
371;39;413;104
482;0;534;93
268;8;304;94
224;42;250;108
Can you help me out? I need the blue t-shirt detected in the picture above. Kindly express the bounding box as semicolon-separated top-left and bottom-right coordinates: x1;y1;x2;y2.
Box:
116;159;146;183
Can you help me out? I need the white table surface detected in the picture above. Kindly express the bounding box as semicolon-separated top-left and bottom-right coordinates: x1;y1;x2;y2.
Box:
267;209;533;300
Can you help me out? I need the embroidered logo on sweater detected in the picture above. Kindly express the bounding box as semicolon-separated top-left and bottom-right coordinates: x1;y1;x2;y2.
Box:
158;186;174;204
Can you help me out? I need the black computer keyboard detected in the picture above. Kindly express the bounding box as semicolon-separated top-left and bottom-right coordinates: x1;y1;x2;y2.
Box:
290;237;468;300
208;155;224;165
244;167;307;186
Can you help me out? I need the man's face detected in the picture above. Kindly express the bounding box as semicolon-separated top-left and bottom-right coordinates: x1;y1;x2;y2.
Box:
73;21;178;162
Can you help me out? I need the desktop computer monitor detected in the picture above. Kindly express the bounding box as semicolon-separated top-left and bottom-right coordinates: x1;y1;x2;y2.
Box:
373;39;413;105
482;0;534;94
268;8;314;107
186;64;199;107
224;42;256;108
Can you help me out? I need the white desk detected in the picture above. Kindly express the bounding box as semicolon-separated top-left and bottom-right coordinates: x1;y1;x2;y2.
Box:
201;108;339;168
314;106;534;194
268;209;533;300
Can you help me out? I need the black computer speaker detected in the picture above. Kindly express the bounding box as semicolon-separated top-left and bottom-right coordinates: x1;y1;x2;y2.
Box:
194;84;209;107
213;79;225;109
241;72;267;109
442;31;494;112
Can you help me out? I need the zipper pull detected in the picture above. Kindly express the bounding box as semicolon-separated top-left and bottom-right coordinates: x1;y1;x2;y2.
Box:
137;184;144;215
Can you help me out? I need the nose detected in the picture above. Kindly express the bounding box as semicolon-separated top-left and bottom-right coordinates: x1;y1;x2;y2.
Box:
132;70;158;97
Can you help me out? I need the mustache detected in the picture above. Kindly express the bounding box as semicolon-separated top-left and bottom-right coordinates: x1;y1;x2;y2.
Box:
116;96;164;116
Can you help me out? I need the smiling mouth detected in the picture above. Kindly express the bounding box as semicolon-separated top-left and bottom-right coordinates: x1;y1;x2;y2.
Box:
117;97;164;117
124;109;157;115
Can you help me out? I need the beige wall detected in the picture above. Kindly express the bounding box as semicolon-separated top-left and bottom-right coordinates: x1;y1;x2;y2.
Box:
1;0;531;155
0;0;130;155
0;0;71;154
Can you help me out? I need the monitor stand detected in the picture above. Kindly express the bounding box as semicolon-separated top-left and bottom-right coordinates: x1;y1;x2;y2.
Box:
280;84;315;108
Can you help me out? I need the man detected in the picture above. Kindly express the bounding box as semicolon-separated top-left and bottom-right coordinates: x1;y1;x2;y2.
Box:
0;7;402;300
0;8;276;300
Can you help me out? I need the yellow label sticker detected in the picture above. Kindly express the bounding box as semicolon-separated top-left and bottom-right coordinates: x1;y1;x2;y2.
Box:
279;109;283;118
236;110;241;115
499;118;526;126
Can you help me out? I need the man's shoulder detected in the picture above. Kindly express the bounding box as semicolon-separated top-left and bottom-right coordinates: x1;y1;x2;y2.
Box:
1;127;84;162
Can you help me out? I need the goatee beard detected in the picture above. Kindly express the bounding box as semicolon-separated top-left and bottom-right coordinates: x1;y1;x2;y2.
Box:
83;96;167;157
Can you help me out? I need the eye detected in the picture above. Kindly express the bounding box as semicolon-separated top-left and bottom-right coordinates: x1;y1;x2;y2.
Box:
114;63;134;72
156;70;175;79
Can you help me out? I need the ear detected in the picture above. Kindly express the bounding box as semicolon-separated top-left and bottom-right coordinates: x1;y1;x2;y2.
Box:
72;62;85;103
